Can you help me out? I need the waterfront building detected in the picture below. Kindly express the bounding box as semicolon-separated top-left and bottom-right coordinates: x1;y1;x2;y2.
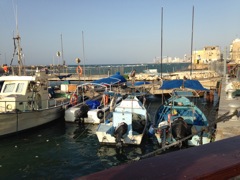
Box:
230;38;240;63
193;46;221;64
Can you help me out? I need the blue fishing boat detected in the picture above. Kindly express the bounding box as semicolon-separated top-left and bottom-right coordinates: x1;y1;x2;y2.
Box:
152;79;216;147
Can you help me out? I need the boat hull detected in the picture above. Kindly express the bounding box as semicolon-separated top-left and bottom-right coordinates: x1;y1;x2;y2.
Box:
154;95;215;147
65;107;106;124
96;122;145;145
0;106;64;136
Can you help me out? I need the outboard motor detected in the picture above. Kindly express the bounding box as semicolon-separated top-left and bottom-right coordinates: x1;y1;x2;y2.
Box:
75;104;89;126
171;117;191;147
114;122;128;147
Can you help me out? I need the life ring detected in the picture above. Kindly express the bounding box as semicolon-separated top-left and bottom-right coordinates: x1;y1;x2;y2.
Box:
70;94;78;106
102;94;109;106
76;65;82;75
97;110;104;120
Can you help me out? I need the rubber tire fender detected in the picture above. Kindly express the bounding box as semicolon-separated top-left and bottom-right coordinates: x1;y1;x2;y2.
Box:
97;110;104;120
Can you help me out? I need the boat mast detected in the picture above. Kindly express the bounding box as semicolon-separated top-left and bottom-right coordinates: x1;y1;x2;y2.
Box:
160;7;164;104
13;5;24;76
190;6;194;77
61;34;65;66
160;7;163;79
82;31;86;82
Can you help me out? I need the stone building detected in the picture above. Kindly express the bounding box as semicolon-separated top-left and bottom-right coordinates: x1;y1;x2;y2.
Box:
230;39;240;63
192;46;221;64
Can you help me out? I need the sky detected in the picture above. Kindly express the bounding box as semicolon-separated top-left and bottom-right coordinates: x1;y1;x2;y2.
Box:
0;0;240;66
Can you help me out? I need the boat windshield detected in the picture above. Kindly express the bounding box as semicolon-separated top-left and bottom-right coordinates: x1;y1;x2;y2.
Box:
3;83;15;93
2;82;25;94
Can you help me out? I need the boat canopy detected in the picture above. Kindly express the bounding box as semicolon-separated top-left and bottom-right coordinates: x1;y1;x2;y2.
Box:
134;81;151;86
160;79;208;91
92;72;126;85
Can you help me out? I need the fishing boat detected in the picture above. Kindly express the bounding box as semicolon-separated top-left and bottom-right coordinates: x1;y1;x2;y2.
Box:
64;73;126;124
65;82;111;124
152;79;216;147
0;67;72;137
96;93;149;147
0;22;71;137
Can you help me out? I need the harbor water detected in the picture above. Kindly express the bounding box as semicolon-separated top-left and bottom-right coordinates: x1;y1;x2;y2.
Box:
0;94;218;179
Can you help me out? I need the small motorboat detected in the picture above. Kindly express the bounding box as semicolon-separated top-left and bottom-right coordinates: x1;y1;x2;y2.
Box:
96;93;150;147
151;79;216;147
64;83;123;124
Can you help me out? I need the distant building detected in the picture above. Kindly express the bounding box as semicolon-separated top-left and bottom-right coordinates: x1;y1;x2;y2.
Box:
192;46;221;64
230;39;240;63
153;56;188;63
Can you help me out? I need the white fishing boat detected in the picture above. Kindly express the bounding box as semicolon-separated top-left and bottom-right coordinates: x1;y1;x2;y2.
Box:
0;68;71;137
65;83;107;124
96;93;149;147
64;82;123;124
0;21;71;137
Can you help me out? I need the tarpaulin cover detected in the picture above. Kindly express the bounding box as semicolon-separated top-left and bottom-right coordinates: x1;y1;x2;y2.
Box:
160;79;208;91
134;81;151;86
92;72;126;85
85;100;100;109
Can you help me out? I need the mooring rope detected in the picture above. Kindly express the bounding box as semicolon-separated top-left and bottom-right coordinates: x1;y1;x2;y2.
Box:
132;132;197;161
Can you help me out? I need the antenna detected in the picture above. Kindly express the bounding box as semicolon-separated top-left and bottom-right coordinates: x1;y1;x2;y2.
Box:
12;1;19;35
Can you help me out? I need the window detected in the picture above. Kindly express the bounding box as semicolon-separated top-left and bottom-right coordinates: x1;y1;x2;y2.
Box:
3;83;15;93
16;83;25;93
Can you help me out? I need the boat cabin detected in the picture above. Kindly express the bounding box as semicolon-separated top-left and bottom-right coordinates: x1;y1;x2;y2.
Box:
0;70;50;112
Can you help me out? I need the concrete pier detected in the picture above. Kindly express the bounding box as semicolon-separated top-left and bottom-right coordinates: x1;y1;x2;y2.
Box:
215;76;240;141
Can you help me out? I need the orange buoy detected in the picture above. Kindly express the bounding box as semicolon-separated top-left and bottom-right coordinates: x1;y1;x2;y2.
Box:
76;65;82;75
70;94;78;106
102;94;109;106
